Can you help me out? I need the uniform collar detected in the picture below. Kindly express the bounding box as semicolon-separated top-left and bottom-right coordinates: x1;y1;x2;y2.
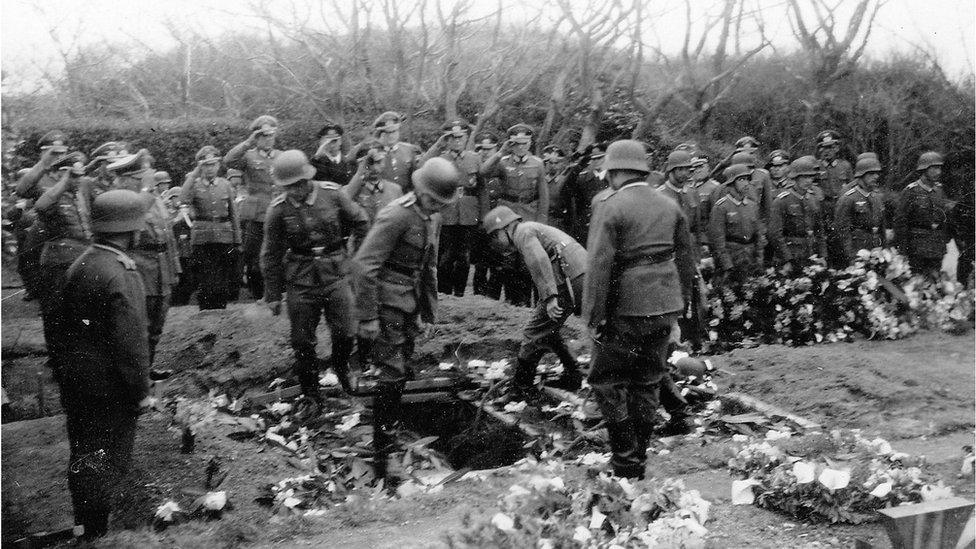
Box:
854;185;871;197
664;181;685;193
916;180;934;192
725;193;743;206
287;184;318;207
619;179;648;191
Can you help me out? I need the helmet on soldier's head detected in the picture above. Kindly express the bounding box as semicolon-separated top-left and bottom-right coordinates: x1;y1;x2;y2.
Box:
195;145;222;165
483;206;523;234
854;157;882;178
39;130;68;153
856;152;878;162
412;157;462;203
722;164;753;184
735;136;759;151
161;186;182;202
603;140;650;174
789;156;820;178
91;189;147;233
916;151;944;171
154;171;172;185
542;144;567;158
271;150;316;186
730;151;757;168
226;168;243;182
767;150;791;167
665;150;694;173
249;115;278;136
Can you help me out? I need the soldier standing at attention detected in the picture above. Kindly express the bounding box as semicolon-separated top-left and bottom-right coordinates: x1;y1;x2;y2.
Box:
343;139;403;225
366;111;422;193
479;123;548;306
483;205;587;401
310;121;355;186
353;158;461;483
224;115;281;299
895;151;952;278
708;164;767;286
767;150;792;191
562;142;608;244
690;154;720;255
768;156;827;270
835;156;886;264
261;150;369;402
108;150;181;366
542;145;569;230
471;132;502;298
421;120;483;296
583;140;696;479
58;189;150;540
657;150;704;249
178;146;242;310
164;186;199;306
813;130;854;268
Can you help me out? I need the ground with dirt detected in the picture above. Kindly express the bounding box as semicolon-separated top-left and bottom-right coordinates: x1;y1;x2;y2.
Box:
2;288;973;548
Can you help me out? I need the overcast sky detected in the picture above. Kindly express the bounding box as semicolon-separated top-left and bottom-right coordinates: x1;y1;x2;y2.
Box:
2;0;973;93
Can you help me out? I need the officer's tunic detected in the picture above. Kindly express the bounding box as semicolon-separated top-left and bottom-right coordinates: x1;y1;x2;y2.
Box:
60;242;149;538
563;168;608;244
894;179;951;275
179;175;241;309
768;185;826;265
311;152;355;186
262;182;369;359
816;158;854;268
834;184;886;263
708;193;766;283
583;178;695;479
423;149;482;296
658;181;704;251
376;142;421;193
224;143;280;298
480;153;549;223
692;178;721;249
15;167;61;298
344;176;403;225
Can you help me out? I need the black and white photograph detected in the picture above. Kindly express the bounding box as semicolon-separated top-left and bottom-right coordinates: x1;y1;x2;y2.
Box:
1;0;974;546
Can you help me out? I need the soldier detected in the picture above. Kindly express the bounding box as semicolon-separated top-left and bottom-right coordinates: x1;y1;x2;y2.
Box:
58;189;150;540
657;150;704;248
363;111;422;193
310;121;355;186
224;115;282;299
894;151;952;277
583;140;696;479
343;139;403;224
813;130;854;268
483;205;587;401
108;150;181;365
353;157;461;482
835;156;886;264
690;154;720;253
153;171;172;195
15;131;70;301
421;120;483;296
767;150;792;191
561;142;608;244
708;135;760;180
261;150;369;402
471;132;502;298
730;150;774;224
164;186;199;306
542;144;569;229
479;123;548;306
86;141;124;198
768;156;827;269
709;164;767;286
178;146;242;310
840;152;880;196
33;152;92;373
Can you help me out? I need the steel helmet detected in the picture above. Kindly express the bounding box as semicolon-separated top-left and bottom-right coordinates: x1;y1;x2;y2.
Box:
722;164;753;184
412;157;461;203
483;205;523;234
730;151;757;168
603;140;650;174
734;136;759;151
856;152;878;162
665;150;694;173
854;157;882;178
789;156;820;178
271;150;316;186
153;171;172;185
916;151;944;171
91;189;147;233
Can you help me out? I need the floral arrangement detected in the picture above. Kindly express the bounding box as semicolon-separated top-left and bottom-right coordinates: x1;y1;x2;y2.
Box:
705;249;974;349
448;459;711;548
727;428;953;524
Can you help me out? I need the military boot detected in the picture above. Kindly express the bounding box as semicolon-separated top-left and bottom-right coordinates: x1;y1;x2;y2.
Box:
547;340;583;391
330;337;356;394
372;381;404;486
495;358;540;405
294;356;323;405
658;375;695;436
604;419;645;479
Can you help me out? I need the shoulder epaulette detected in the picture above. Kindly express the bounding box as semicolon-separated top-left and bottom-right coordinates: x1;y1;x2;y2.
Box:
269;194;287;208
905;182;919;189
317;181;341;190
501;154;512;161
776;190;791;200
714;195;731;207
93;244;136;270
843;187;858;197
394;193;417;207
596;188;617;202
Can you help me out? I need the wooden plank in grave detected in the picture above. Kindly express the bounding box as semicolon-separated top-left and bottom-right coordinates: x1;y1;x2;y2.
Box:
878;497;974;549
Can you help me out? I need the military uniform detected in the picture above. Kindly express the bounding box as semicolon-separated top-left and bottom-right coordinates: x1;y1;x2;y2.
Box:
424;148;482;296
816;157;853;268
167;190;199;306
15;165;62;300
115;169;181;365
563;168;607;244
658;182;704;250
375;142;422;193
769;185;826;266
262;181;368;396
345;175;403;225
835;184;886;263
179;174;241;309
708;193;766;284
60;240;149;539
895;179;951;275
224;141;280;299
480;153;549;224
311;152;355;186
692;178;720;249
583;170;696;479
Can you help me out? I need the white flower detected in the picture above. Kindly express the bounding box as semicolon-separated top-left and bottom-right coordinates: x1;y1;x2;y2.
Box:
678;490;711;525
269;402;292;415
765;429;792;441
491;512;516;532
468;359;487;368
869;482;892;498
537;539;555;549
731;479;760;505
202;491;227;511
792;461;816;484
503;401;528;413
155;501;182;522
573;525;592;542
818;468;851;491
319;372;339;386
336;412;360;433
282;496;301;509
528;475;565;492
732;434;749;443
589;507;607;529
920;482;954;502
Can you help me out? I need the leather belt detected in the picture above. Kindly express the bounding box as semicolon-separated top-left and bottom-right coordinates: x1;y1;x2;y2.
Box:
619;249;674;269
289;241;346;257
